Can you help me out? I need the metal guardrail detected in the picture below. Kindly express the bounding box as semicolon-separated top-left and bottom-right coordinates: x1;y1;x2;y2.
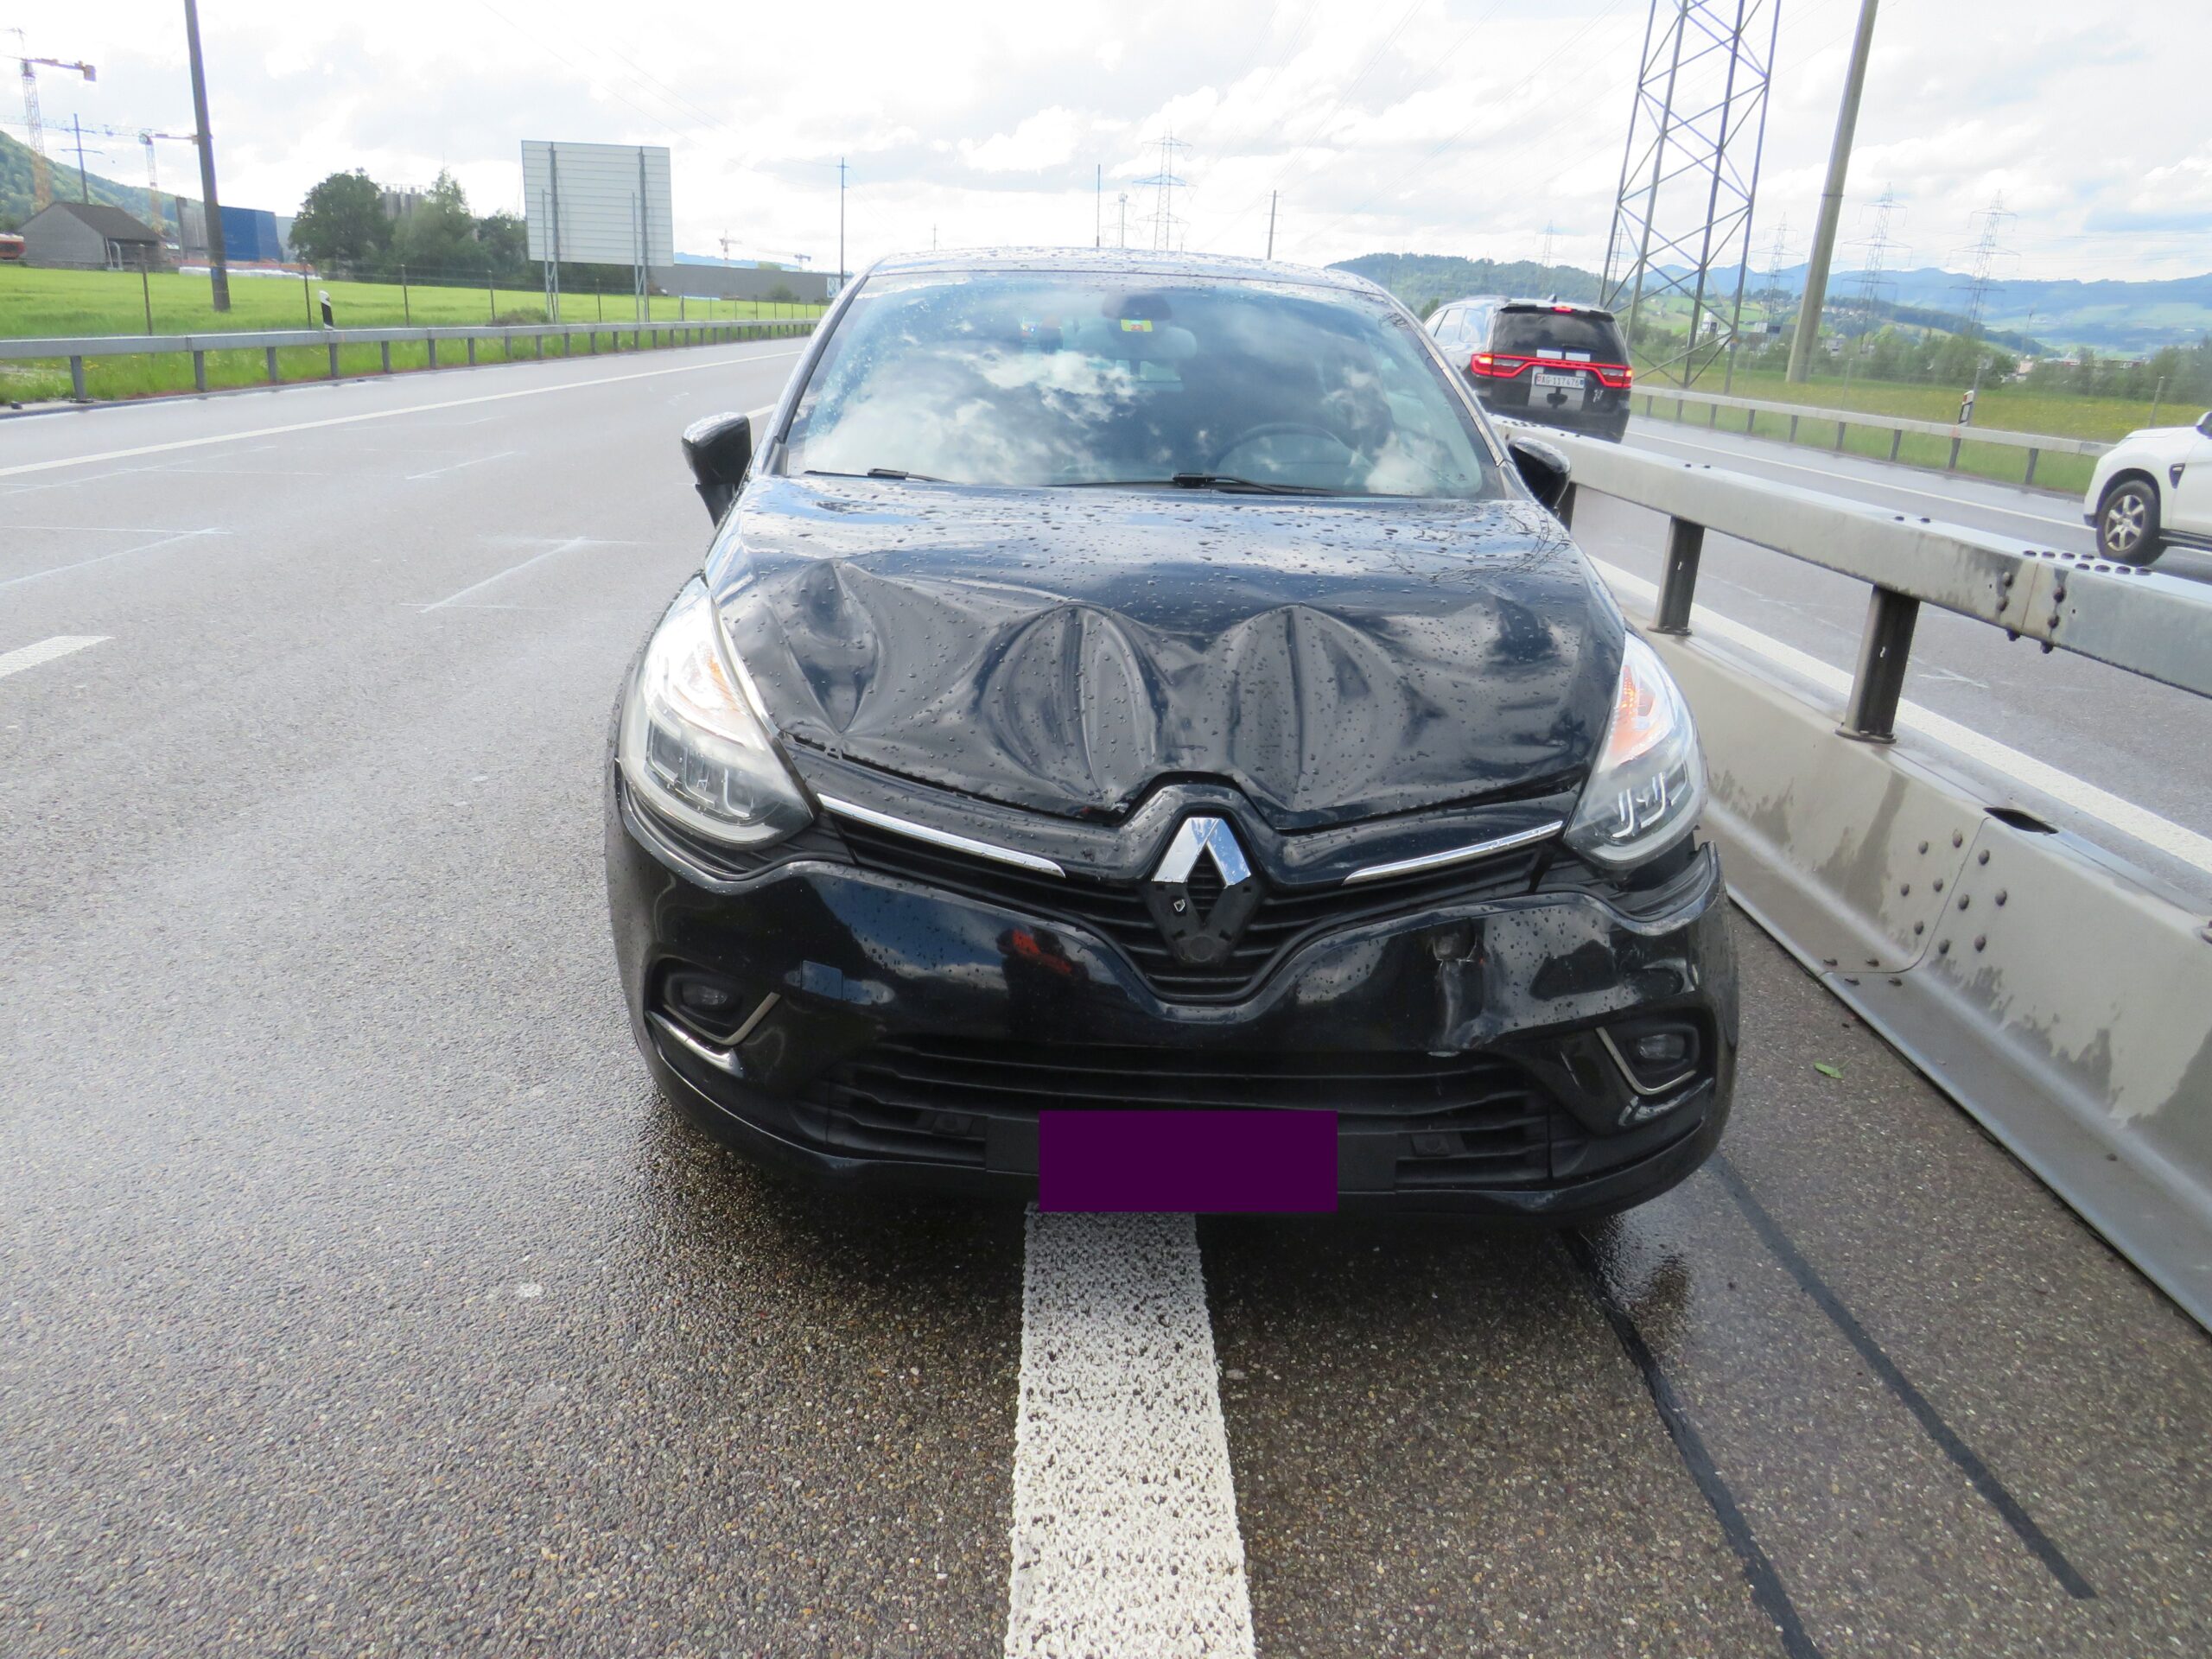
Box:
1633;385;2112;484
1541;423;2212;1331
1545;432;2212;728
0;317;818;400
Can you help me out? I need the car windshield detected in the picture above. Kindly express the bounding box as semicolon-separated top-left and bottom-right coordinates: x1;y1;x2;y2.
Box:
1493;309;1625;360
781;270;1503;498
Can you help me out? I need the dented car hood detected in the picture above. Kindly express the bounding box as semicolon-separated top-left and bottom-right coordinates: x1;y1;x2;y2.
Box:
710;474;1624;830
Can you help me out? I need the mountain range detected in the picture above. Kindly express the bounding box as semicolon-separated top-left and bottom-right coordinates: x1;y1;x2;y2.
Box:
1331;251;2211;353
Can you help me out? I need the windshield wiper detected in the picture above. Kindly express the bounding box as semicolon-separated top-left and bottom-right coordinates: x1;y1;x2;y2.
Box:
1049;474;1333;495
802;467;949;482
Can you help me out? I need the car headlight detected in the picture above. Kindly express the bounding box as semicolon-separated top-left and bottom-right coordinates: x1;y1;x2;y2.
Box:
619;578;813;846
1563;633;1706;868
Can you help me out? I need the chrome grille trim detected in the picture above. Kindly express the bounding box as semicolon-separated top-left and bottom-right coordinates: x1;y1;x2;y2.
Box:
1342;820;1564;885
819;795;1066;878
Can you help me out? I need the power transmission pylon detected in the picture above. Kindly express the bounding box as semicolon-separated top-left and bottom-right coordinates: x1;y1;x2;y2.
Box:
1135;133;1190;252
1601;0;1779;387
1539;220;1557;270
1841;185;1904;385
1952;193;2015;342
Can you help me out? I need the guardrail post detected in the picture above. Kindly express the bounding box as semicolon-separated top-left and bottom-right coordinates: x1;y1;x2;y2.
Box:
467;337;477;366
1653;518;1704;635
70;354;87;400
193;350;207;393
1839;588;1920;742
266;346;280;383
327;341;340;379
1946;435;1962;471
1834;420;1847;453
1889;429;1902;462
1788;414;1800;442
428;336;439;369
535;334;544;359
2024;448;2039;486
380;340;392;373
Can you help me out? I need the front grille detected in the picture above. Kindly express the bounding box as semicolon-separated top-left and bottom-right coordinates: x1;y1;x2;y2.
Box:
807;1037;1589;1188
833;815;1543;1002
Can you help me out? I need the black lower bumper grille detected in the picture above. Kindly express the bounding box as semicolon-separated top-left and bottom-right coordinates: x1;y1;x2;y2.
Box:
806;1037;1592;1188
833;816;1544;1003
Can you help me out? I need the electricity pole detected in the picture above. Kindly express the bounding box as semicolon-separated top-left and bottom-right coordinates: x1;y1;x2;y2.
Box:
1266;191;1277;260
1787;0;1879;384
181;0;229;312
836;156;847;294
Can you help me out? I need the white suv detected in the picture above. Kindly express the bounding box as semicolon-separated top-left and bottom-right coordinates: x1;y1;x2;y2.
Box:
2084;411;2212;565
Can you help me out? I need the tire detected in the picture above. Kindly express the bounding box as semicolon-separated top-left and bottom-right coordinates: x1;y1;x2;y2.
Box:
2095;476;2164;565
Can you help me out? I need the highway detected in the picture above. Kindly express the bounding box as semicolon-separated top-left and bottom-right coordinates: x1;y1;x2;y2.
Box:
4;347;2211;1658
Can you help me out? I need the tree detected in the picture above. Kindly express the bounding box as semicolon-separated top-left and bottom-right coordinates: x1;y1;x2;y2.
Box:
477;211;529;281
765;282;799;304
291;169;389;270
393;169;479;276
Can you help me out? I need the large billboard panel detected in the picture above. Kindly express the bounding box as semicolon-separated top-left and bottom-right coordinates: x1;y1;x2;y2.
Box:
521;141;674;267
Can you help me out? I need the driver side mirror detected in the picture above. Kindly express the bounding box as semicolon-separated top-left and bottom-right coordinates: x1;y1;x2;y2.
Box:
2196;410;2212;437
1507;435;1572;513
682;412;754;524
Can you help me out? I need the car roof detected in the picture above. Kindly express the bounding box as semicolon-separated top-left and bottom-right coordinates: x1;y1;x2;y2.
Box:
864;246;1388;297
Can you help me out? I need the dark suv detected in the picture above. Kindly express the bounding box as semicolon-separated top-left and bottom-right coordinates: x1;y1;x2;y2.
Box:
1429;297;1633;442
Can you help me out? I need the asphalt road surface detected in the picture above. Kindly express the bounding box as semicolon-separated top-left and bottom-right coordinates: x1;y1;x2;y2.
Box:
4;346;2211;1658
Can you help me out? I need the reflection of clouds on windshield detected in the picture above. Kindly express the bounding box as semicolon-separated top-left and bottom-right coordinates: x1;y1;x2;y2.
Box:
786;274;1505;499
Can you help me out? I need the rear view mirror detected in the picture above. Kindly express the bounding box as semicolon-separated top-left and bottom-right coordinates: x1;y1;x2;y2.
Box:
1507;434;1571;512
2196;410;2212;437
682;412;754;524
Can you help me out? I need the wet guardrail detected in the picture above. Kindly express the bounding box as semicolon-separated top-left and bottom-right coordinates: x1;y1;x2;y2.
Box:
1541;425;2212;1328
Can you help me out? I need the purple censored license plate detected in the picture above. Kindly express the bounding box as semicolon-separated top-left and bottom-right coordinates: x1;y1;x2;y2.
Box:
1038;1109;1338;1213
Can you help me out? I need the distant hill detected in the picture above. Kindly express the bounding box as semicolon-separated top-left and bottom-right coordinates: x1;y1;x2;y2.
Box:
1770;263;2212;354
2;131;188;237
1337;247;2212;354
1330;253;1601;314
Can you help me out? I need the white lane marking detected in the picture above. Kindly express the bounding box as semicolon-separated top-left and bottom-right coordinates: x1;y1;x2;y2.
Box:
1625;425;2085;533
0;635;109;682
422;537;591;612
405;450;519;481
0;529;226;592
1006;1211;1255;1659
0;346;807;480
1592;556;2212;876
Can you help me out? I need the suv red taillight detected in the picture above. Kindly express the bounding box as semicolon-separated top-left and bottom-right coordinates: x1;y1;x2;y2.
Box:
1591;362;1634;390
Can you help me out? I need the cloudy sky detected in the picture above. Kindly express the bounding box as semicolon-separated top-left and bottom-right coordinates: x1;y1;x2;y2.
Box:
17;0;2212;283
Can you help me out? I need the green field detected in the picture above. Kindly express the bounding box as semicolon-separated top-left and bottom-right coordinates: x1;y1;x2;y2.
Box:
0;265;824;403
1630;366;2195;496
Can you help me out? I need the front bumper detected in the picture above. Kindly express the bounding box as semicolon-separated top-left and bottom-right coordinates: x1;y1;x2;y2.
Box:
607;780;1737;1219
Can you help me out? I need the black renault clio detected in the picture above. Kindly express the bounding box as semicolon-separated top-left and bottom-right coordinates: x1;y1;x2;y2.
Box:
606;249;1734;1217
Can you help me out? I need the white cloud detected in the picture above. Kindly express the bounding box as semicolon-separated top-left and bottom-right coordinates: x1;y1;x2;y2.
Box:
10;0;2209;283
963;107;1084;174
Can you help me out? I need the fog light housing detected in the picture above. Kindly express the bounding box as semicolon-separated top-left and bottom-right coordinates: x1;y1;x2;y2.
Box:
1599;1016;1703;1122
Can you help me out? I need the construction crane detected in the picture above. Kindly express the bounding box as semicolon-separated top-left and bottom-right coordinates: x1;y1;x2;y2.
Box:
139;130;198;241
8;31;97;213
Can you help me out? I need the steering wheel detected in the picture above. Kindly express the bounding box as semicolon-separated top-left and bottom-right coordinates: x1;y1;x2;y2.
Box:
1208;422;1352;469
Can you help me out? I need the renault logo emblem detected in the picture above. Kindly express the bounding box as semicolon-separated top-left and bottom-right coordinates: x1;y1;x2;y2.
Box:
1146;817;1262;967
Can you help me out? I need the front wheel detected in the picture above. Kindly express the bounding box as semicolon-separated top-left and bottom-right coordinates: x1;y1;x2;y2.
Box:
2096;477;2164;565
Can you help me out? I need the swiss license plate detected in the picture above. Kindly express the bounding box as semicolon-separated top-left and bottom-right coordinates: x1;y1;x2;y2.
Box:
1039;1109;1338;1212
1533;368;1585;391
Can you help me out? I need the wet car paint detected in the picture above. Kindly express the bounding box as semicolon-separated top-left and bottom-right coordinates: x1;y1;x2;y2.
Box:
709;477;1628;830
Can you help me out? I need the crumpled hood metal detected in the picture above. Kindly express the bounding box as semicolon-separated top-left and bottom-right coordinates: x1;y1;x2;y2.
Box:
710;474;1624;830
